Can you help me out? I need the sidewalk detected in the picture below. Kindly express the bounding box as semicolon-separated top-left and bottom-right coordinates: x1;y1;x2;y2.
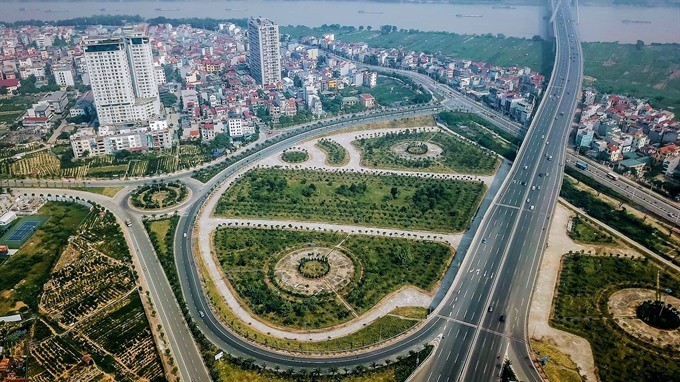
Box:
528;203;597;382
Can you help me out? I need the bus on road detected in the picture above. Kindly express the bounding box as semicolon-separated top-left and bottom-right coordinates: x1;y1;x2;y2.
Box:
575;161;588;170
607;172;618;181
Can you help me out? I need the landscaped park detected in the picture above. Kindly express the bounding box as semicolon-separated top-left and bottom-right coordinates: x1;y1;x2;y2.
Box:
353;129;499;174
183;115;494;359
550;253;680;382
213;227;451;329
215;168;484;232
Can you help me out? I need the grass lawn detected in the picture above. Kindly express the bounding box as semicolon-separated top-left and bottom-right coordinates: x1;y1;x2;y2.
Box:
281;26;553;75
551;254;680;382
0;202;89;315
438;111;520;160
72;186;123;198
281;150;309;163
390;306;428;320
582;43;680;110
360;76;418;107
147;219;172;256
214;228;450;330
531;339;582;382
354;129;499;174
216;168;484;232
86;164;129;177
568;215;614;245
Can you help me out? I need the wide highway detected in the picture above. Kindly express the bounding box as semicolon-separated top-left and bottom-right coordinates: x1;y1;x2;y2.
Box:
3;2;597;380
413;0;583;380
169;1;583;378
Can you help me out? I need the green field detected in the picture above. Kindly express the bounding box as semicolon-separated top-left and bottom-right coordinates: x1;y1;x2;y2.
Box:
0;96;37;125
0;202;89;315
281;26;554;76
360;76;419;107
214;227;450;330
582;43;680;110
354;129;499;174
560;178;678;262
216;168;485;232
568;215;614;244
438;111;519;160
552;254;680;381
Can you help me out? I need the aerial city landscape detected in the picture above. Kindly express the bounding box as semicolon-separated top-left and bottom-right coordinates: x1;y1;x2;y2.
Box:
0;0;678;381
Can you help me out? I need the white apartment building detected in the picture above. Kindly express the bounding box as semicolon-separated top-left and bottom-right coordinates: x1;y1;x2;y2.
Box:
247;17;281;85
84;34;161;125
227;118;255;138
70;122;172;159
53;64;75;87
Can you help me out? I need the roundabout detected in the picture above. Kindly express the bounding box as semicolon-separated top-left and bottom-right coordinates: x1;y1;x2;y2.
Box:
129;181;189;211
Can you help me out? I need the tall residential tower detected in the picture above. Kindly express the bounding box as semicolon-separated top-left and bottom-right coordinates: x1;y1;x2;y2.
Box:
247;17;281;85
84;34;161;125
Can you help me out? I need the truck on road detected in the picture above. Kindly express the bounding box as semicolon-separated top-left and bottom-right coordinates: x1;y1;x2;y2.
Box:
575;160;588;170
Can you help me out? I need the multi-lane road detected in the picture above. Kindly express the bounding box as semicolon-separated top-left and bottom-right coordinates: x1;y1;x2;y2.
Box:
11;1;671;380
411;1;583;380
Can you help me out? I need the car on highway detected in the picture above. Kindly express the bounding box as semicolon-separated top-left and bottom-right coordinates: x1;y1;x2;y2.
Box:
183;232;188;238
499;315;506;323
488;306;493;313
530;205;535;211
482;238;487;244
199;311;205;318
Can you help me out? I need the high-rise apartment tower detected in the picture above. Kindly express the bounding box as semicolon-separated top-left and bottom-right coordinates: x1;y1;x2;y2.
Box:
84;34;161;125
247;17;281;85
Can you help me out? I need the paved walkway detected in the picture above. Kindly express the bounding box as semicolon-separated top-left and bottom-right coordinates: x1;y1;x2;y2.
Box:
528;203;597;382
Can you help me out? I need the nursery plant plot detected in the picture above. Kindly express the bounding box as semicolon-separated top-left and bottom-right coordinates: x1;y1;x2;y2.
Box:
214;228;451;329
4;151;61;177
216;168;485;232
354;129;499;175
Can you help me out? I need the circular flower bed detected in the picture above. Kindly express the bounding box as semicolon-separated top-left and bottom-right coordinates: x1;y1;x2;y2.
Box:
281;149;309;163
405;142;429;155
636;300;680;330
297;255;331;279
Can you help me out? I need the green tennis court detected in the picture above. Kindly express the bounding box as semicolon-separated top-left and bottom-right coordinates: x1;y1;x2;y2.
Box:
0;216;49;248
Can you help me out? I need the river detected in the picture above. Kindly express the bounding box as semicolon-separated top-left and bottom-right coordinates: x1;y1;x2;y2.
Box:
1;1;679;43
